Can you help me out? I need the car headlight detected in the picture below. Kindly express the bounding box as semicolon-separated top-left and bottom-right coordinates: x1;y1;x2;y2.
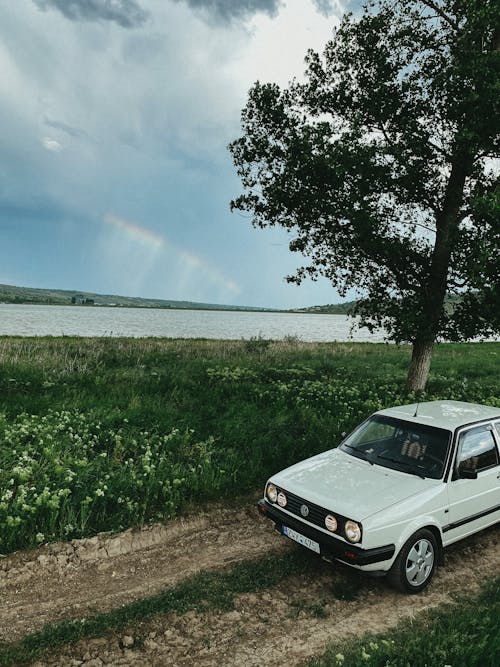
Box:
325;514;338;532
344;520;361;543
277;491;287;508
266;483;277;503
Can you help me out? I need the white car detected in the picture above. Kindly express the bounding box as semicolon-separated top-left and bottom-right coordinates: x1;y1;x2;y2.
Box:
258;400;500;593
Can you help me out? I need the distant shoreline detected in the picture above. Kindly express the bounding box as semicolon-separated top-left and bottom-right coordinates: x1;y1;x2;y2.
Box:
0;300;279;314
0;300;351;315
0;282;353;315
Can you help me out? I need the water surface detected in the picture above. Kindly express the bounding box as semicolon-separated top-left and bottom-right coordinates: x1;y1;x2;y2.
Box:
0;304;386;342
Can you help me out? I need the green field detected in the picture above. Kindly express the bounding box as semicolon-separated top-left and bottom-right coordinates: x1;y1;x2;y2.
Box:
0;337;499;553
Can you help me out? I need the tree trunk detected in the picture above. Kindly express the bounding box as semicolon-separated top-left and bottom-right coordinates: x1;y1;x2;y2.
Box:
406;340;434;393
406;147;473;394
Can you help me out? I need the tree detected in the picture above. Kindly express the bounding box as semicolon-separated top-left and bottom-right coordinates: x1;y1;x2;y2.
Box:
229;0;500;392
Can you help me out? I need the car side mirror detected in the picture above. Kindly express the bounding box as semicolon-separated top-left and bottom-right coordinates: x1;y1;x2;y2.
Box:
458;468;478;480
340;431;347;439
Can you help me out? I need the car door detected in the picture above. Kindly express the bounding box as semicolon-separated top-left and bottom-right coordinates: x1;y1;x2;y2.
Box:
444;421;500;544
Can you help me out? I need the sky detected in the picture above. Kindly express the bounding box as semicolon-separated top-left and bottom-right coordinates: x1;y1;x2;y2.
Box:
0;0;359;309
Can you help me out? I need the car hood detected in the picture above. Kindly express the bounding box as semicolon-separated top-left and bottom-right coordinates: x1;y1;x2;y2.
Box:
270;448;439;521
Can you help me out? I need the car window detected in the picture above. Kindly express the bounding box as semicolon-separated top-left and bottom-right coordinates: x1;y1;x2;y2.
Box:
348;419;395;444
457;425;499;473
340;415;450;479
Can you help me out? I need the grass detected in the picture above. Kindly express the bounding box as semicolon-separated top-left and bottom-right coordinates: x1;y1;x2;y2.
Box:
0;337;499;552
288;598;329;619
306;576;500;667
330;575;364;601
0;549;318;666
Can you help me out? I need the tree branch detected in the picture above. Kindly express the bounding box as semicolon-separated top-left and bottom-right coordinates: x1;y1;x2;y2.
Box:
420;1;459;31
491;27;500;52
413;221;436;234
448;278;467;289
428;139;450;159
375;117;450;164
378;122;395;151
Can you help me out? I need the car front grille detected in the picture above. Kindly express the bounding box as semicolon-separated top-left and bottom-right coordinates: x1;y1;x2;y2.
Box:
274;486;350;536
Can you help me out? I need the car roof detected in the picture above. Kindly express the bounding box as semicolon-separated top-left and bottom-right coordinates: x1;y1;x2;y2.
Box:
376;400;500;431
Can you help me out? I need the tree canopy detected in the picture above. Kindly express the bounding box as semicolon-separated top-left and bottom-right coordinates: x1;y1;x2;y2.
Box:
229;0;499;390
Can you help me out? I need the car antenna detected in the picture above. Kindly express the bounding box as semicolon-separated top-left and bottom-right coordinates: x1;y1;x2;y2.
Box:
413;401;419;417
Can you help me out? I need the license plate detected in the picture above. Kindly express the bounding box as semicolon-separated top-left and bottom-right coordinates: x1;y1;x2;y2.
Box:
282;525;320;554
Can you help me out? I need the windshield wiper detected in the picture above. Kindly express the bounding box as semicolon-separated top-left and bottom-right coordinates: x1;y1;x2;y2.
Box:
343;445;374;465
376;453;426;479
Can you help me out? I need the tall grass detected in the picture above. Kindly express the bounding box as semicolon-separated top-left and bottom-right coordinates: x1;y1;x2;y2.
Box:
0;337;499;552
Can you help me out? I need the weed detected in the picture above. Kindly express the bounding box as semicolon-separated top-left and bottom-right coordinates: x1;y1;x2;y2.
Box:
243;334;272;354
288;598;328;619
330;576;364;602
0;413;227;552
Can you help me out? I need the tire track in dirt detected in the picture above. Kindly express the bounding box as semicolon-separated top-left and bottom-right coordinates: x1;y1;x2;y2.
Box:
0;501;287;642
0;503;500;667
25;525;500;667
222;527;500;667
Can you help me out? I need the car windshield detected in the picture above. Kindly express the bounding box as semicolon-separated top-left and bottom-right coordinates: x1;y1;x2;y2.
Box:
339;415;451;479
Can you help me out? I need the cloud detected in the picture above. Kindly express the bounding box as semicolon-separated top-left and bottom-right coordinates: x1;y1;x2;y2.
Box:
44;117;88;139
0;0;346;307
41;137;63;152
0;195;70;225
174;0;347;23
32;0;149;28
173;0;281;23
312;0;342;17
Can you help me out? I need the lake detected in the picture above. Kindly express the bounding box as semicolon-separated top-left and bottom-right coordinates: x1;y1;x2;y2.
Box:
0;303;386;342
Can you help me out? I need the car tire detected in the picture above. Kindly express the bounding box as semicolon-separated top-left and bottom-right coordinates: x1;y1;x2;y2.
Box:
387;529;437;594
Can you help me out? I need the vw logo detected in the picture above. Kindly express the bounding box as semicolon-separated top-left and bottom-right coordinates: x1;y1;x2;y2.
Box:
300;504;309;517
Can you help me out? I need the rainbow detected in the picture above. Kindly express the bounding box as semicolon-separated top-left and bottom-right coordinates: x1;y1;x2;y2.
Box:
104;213;240;296
104;214;164;251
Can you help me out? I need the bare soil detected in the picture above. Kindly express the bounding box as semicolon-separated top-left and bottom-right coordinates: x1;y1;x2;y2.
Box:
0;502;285;642
1;505;498;667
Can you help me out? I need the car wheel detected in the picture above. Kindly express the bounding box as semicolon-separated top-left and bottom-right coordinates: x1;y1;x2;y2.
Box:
387;529;437;594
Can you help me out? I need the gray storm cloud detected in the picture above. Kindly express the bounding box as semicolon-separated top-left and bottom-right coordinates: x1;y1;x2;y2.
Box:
45;118;88;139
32;0;149;28
174;0;282;23
175;0;345;23
312;0;338;16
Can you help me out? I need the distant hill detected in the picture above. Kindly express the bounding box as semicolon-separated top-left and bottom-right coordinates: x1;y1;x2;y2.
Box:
0;283;354;314
293;301;356;315
0;284;273;312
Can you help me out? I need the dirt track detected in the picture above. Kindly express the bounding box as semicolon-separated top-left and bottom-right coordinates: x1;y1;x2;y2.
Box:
0;502;284;642
1;503;499;666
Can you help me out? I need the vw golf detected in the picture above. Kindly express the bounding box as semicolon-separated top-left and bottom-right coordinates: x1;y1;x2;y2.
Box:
258;400;500;592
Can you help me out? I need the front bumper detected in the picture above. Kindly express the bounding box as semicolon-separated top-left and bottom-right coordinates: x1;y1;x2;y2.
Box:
258;499;395;567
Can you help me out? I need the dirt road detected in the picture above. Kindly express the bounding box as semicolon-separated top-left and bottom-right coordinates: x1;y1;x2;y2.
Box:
1;502;498;666
0;502;284;641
